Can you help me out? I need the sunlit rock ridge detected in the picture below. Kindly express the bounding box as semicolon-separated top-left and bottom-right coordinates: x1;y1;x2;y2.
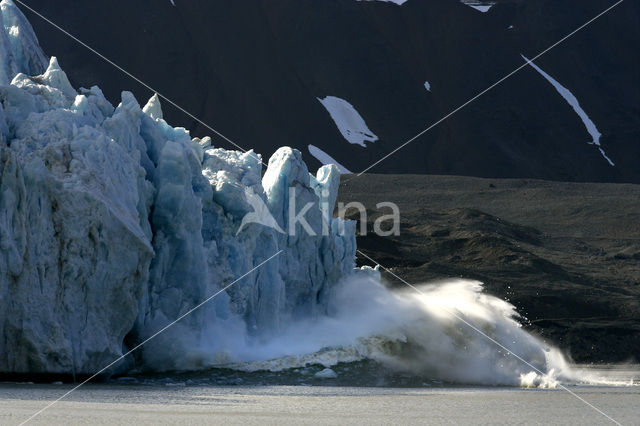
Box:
0;0;357;375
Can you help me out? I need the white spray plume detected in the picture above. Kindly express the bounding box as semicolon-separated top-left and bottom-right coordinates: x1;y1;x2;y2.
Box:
173;275;635;388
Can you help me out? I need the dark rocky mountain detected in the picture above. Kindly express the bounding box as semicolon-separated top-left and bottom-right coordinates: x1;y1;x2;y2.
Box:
339;173;640;363
19;0;639;182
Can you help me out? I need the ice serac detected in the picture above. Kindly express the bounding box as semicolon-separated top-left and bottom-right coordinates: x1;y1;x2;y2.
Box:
0;1;358;374
263;149;355;319
142;93;163;120
0;0;48;85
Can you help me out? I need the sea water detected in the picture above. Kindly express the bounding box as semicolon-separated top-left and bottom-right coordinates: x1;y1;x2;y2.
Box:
1;374;638;425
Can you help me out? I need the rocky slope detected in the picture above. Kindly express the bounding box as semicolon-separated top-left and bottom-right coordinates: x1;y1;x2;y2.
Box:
339;173;640;363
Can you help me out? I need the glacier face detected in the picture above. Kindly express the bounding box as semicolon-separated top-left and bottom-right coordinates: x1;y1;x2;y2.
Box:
0;0;357;375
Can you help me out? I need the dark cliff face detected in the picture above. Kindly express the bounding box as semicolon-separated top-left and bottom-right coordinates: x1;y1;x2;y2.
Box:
20;0;639;182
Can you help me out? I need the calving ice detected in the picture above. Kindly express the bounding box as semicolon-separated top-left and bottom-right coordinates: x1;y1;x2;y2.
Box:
0;0;621;388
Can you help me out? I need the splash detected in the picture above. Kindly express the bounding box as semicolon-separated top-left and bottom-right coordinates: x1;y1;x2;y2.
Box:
168;275;637;387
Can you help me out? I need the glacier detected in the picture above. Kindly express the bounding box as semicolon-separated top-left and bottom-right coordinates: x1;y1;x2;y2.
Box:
0;0;356;375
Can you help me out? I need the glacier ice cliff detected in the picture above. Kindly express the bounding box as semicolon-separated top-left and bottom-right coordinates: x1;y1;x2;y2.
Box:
0;0;356;375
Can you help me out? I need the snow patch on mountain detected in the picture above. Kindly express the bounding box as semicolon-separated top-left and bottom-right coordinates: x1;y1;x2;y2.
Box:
356;0;408;5
308;144;352;174
522;54;615;167
460;1;495;13
317;96;378;148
